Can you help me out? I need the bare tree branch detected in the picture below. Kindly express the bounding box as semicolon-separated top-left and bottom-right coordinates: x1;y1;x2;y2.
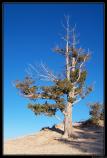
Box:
54;115;63;121
25;61;59;82
71;25;80;48
72;97;82;105
61;21;67;31
40;61;58;81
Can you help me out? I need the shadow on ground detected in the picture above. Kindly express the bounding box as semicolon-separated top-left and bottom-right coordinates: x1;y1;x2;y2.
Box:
41;125;64;134
53;126;104;156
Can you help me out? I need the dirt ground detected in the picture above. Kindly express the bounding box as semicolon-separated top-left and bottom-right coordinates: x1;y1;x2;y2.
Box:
3;124;104;155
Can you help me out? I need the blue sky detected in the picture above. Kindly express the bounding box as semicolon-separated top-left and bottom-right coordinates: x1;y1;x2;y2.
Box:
3;3;104;140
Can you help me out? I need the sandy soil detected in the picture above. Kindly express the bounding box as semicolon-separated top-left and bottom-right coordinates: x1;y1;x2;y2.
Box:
3;125;104;155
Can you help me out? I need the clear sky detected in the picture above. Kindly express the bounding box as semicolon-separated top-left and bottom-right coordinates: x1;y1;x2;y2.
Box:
3;3;104;140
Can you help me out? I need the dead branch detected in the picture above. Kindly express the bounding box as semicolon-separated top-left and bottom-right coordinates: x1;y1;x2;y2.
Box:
25;61;59;82
54;115;63;121
72;97;82;105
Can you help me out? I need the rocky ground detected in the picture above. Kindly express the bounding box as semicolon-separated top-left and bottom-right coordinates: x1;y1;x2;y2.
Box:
3;123;104;155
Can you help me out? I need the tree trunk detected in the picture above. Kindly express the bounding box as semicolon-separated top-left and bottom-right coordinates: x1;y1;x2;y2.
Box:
63;56;76;138
63;102;73;138
63;88;76;138
63;20;76;138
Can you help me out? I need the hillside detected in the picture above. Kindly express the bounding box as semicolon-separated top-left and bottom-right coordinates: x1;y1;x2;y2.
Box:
3;123;104;155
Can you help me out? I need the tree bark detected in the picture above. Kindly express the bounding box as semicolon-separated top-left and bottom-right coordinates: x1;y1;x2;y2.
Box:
63;45;76;138
63;89;75;138
63;102;72;138
63;19;76;138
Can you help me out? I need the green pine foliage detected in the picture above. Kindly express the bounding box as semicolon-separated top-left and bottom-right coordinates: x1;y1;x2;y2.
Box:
70;69;79;83
28;101;65;116
15;77;37;95
55;79;73;94
100;107;104;120
77;54;90;63
89;102;104;125
78;70;87;83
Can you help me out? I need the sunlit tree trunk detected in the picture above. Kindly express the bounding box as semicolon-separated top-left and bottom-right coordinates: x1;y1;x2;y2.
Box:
63;24;76;138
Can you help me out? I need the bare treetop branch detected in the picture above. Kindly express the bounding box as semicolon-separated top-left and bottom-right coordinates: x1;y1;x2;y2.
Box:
25;61;59;82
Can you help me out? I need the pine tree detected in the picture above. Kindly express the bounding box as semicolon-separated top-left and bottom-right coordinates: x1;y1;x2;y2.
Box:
100;106;104;120
14;16;93;138
88;102;104;125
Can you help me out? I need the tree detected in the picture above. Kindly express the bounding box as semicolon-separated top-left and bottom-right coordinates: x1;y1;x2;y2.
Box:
100;106;104;120
14;16;93;138
88;102;104;125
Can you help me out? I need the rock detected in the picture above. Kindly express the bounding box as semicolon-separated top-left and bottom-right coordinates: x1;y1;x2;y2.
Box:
55;123;64;131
